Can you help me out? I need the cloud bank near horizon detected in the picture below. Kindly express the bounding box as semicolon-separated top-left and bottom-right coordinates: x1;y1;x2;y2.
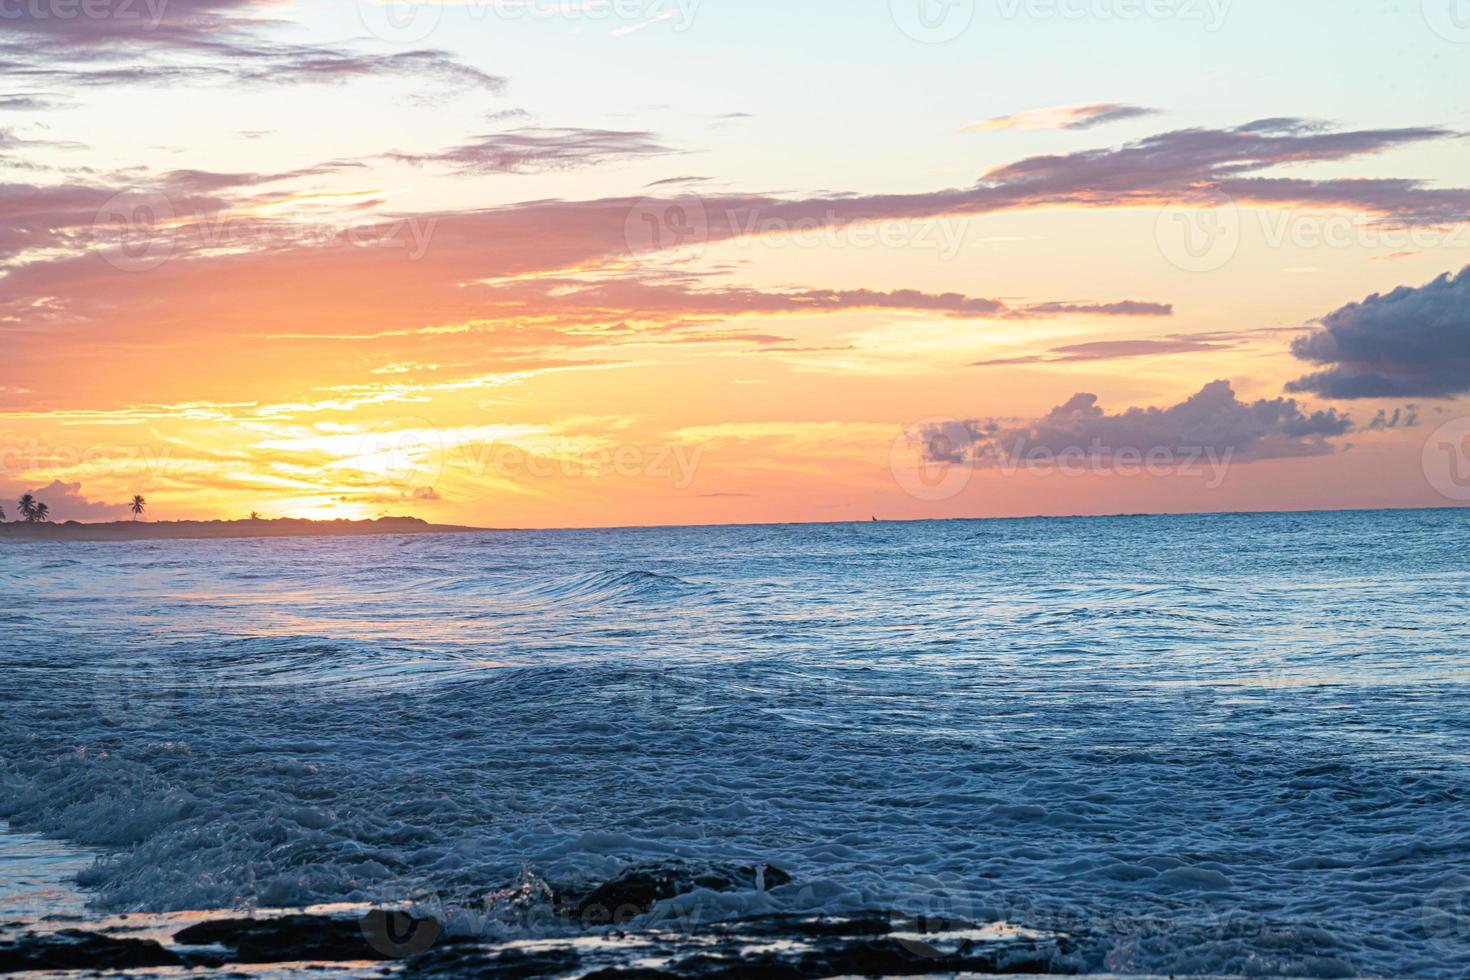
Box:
922;380;1357;467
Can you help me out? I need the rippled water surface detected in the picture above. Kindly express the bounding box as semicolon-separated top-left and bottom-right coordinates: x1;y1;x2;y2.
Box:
3;510;1469;976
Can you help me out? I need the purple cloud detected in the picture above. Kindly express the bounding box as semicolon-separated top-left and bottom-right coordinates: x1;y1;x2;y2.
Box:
471;278;1172;323
2;118;1466;376
12;481;129;522
974;335;1237;366
925;380;1355;467
965;102;1161;132
0;0;504;91
388;128;674;176
1289;265;1470;398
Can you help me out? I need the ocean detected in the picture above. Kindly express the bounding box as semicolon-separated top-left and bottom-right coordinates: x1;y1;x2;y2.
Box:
2;509;1468;977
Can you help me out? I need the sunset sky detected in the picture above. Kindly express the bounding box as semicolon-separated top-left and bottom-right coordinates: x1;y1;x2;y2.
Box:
4;0;1470;527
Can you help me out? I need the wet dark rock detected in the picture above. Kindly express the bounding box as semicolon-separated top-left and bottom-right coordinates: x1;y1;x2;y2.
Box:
174;909;442;963
653;936;1065;978
726;914;893;938
406;942;582;978
568;862;792;927
0;929;183;973
407;913;1075;979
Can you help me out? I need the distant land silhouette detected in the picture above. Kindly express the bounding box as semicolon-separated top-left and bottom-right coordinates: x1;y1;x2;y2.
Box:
0;516;488;543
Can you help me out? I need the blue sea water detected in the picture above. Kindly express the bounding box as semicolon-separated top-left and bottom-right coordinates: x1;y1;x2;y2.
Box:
2;509;1469;977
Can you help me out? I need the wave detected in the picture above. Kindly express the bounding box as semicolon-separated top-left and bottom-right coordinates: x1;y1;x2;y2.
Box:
517;569;712;606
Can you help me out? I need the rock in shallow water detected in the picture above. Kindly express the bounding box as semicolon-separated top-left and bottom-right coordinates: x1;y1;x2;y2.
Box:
568;861;793;926
173;909;441;962
0;929;184;972
406;914;1076;978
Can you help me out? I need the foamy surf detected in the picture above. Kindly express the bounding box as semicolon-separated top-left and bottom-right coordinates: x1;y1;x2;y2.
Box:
3;512;1469;976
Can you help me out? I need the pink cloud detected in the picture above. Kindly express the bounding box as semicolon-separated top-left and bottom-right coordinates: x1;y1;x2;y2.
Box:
9;481;129;522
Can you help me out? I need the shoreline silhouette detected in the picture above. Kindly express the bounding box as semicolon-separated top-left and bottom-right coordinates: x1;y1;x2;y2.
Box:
0;517;489;543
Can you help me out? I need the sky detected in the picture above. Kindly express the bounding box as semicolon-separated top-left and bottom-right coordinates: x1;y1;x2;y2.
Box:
3;0;1470;527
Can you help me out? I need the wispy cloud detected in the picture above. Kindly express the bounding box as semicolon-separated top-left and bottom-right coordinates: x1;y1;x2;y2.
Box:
974;334;1239;366
464;278;1173;325
4;118;1466;397
0;0;504;92
963;102;1160;132
0;93;70;112
387;127;674;175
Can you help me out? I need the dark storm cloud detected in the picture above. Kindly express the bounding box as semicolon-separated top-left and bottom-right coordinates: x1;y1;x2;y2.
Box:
1288;266;1470;398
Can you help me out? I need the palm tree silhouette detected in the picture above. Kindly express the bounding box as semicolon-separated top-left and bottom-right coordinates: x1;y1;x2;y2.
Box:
249;511;261;521
33;502;50;523
130;495;147;521
17;494;36;522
